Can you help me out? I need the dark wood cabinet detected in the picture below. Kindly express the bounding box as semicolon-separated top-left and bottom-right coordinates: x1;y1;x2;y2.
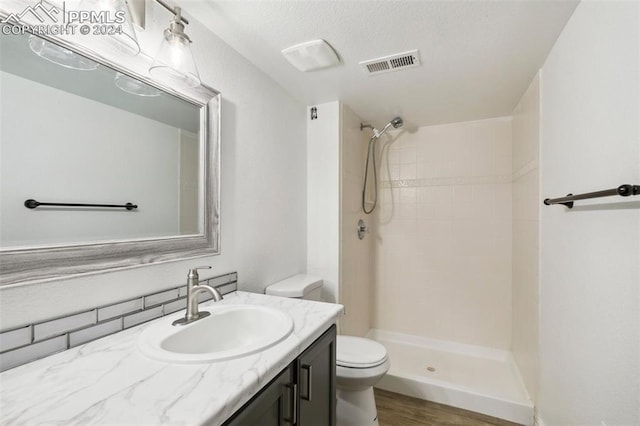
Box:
223;363;295;426
297;325;336;426
223;325;336;426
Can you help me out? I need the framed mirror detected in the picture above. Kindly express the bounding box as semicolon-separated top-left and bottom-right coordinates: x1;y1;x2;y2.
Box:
0;22;220;286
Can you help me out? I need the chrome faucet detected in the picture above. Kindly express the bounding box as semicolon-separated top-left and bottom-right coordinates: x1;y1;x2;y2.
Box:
172;266;223;326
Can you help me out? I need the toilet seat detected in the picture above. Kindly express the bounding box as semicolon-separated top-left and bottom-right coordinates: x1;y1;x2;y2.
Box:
336;336;388;368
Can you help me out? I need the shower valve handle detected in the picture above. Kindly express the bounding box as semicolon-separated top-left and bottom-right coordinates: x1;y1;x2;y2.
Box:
357;219;369;240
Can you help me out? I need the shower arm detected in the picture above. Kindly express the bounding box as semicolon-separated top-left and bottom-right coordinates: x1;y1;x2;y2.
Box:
361;123;382;139
361;119;401;139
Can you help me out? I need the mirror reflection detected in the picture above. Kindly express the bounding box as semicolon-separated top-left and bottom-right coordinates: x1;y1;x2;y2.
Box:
0;30;203;249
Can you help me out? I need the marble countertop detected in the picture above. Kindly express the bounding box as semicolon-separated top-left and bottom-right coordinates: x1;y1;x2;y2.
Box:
0;291;343;425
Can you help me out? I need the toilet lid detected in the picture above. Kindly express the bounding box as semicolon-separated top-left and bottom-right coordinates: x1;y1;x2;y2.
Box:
336;336;388;368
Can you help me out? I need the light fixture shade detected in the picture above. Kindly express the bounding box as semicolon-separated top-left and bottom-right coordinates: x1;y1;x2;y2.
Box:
149;31;200;88
78;0;140;56
108;0;140;56
115;72;161;97
28;36;99;71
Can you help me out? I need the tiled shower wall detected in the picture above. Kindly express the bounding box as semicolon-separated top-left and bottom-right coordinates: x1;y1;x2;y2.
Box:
339;104;373;337
373;117;513;349
511;75;540;400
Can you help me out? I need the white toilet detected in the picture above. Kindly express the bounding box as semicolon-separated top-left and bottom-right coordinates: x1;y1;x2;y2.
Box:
266;274;390;426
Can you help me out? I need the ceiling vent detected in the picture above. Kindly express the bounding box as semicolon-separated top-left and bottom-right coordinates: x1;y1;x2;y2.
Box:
359;50;421;75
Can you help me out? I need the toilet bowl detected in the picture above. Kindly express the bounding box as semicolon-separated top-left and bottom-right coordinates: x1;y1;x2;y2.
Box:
336;336;390;426
266;274;390;426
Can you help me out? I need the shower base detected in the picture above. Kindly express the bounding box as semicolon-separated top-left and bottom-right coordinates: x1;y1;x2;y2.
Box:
368;329;534;425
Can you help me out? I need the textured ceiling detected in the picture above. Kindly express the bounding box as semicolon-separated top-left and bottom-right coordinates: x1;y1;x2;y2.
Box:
188;1;578;128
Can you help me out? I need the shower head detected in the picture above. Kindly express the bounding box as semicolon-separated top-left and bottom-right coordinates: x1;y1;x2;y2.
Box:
376;116;404;137
361;115;404;214
389;117;403;128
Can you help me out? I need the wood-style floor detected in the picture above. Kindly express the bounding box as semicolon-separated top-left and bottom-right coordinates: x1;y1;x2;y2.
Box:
375;389;522;426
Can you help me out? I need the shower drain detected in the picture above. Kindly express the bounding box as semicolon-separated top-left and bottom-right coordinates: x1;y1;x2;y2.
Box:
426;366;436;372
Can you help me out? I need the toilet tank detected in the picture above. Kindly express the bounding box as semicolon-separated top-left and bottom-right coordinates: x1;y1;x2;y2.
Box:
265;274;323;301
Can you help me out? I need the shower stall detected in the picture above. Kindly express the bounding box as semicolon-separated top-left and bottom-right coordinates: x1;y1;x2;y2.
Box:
307;95;539;425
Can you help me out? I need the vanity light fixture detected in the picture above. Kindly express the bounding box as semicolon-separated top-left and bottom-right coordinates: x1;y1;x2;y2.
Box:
27;0;139;69
28;36;100;71
77;0;141;56
25;1;98;70
149;0;200;88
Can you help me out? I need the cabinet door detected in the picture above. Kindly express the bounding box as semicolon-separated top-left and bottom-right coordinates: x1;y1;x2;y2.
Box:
224;363;295;426
297;325;337;426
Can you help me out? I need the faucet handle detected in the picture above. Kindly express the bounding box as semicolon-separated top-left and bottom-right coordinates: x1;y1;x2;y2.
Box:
188;266;212;278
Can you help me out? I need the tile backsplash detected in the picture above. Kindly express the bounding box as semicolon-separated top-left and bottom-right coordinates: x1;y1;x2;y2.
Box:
0;272;238;372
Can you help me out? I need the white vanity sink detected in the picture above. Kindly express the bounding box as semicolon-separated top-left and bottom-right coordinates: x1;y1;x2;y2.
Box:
138;304;294;363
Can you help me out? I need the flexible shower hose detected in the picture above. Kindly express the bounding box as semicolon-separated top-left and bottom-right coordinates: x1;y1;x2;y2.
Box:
362;135;378;214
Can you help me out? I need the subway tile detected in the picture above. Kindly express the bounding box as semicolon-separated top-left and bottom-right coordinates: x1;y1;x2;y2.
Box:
436;160;457;178
378;203;392;218
163;298;187;315
33;311;95;342
472;155;494;177
416;141;432;164
98;298;143;322
453;185;473;202
472;184;495;219
69;319;122;348
177;273;235;299
452;198;475;220
388;164;400;180
218;282;237;295
399;188;417;205
0;326;31;352
0;271;239;371
123;306;163;329
198;291;213;303
399;146;417;165
433;186;454;203
417;187;436;203
495;154;512;175
378;187;394;205
399;163;416;180
493;118;513;157
209;275;229;287
399;203;417;221
387;148;400;164
144;289;178;308
178;286;188;298
0;335;67;372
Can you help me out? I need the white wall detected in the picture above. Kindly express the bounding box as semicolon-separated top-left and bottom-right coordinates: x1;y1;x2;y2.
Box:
373;117;513;349
340;104;373;336
306;101;340;304
0;8;307;330
1;71;181;247
511;74;540;401
538;2;640;424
